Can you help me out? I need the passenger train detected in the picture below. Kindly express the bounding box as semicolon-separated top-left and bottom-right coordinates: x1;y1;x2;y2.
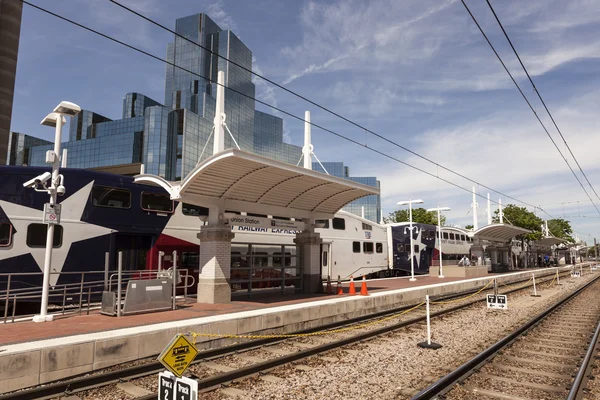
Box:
0;166;473;298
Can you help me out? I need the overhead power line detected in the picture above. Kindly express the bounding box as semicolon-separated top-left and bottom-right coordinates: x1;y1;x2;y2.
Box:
484;0;600;206
23;0;569;222
105;0;547;213
459;0;600;216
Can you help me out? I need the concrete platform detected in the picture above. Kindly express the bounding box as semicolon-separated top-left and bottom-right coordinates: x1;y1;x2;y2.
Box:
0;265;589;394
429;265;489;278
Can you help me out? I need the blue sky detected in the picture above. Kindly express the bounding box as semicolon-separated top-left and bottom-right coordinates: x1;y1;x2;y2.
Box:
12;0;600;240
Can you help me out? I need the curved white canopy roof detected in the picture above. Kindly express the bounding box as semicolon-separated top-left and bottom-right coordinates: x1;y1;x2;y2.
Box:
534;236;566;247
134;149;380;219
473;224;530;243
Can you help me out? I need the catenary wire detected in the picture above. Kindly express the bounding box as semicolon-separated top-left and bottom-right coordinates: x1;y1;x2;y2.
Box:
485;0;600;205
104;0;550;213
460;0;600;216
22;0;592;227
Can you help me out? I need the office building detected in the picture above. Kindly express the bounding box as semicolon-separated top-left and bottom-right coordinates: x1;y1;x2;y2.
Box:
7;13;381;222
0;1;23;165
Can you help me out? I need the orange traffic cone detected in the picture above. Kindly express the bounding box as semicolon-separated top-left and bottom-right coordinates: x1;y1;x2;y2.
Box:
336;275;344;295
348;276;356;296
325;275;333;294
360;275;369;296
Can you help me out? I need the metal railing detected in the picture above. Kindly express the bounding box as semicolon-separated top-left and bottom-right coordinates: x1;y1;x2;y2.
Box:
0;265;195;323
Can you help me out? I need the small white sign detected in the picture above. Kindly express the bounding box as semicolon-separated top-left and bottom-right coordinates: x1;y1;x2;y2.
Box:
158;371;175;400
591;265;598;271
571;271;581;278
175;376;198;400
487;294;508;310
43;203;61;225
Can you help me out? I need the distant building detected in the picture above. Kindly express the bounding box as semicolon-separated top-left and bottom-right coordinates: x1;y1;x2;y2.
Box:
7;13;381;222
0;1;23;165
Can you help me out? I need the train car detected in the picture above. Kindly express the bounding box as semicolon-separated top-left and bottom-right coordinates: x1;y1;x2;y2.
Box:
0;166;390;301
433;227;473;264
387;222;437;275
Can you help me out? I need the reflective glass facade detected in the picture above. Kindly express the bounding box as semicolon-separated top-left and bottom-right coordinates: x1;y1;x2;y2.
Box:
8;12;381;222
313;162;381;223
6;132;51;166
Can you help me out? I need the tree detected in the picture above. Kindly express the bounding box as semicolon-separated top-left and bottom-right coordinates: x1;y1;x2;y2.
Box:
492;204;543;241
386;207;446;225
547;218;575;243
465;224;474;230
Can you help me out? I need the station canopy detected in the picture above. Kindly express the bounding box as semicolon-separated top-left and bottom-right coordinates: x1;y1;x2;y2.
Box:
473;223;530;243
534;236;566;247
134;149;380;219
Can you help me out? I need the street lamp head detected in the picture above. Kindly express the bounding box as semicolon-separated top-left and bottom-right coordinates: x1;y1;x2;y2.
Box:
427;207;451;212
53;101;81;117
397;199;424;206
40;113;66;127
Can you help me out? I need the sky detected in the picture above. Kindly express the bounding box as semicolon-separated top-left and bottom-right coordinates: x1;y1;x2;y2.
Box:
11;0;600;241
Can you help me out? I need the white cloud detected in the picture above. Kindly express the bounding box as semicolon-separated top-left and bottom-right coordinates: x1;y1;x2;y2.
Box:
207;0;238;32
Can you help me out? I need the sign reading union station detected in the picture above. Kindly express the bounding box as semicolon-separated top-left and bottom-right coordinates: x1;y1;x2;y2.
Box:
226;214;306;231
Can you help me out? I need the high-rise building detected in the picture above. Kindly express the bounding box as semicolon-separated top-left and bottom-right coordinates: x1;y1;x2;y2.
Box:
7;12;382;222
0;1;23;165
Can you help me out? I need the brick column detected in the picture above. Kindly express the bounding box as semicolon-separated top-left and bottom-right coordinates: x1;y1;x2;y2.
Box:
196;226;235;304
294;229;322;293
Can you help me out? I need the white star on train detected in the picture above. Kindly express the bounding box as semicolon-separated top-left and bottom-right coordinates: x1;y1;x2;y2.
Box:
0;182;113;287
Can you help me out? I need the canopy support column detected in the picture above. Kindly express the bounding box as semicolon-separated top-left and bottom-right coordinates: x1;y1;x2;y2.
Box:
196;207;235;304
294;219;322;293
470;243;485;267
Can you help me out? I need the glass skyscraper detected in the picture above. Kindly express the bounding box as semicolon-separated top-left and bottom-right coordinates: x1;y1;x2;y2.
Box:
7;13;381;222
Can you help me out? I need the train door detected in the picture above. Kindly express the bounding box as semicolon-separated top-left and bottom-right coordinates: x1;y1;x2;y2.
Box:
321;243;332;279
110;233;153;271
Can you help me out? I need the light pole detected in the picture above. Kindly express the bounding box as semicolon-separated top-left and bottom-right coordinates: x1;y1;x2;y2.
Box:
29;101;80;322
427;207;450;278
397;199;424;282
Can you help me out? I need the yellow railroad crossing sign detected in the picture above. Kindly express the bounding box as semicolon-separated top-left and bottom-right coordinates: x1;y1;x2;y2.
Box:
158;334;198;377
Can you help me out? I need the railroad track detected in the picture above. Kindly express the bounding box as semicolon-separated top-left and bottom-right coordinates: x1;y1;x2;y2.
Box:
412;274;600;400
0;268;581;400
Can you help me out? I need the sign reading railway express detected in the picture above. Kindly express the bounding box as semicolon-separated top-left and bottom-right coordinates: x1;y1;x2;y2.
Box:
158;334;198;377
226;214;306;231
486;294;508;310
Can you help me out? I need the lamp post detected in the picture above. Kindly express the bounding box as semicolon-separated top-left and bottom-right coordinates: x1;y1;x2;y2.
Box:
397;199;424;282
29;101;80;322
427;207;450;278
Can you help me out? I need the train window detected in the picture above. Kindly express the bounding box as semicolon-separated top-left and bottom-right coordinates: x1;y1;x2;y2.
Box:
397;243;404;252
460;234;466;241
252;252;269;267
332;218;346;230
352;241;361;253
181;252;198;267
363;242;374;253
315;219;329;229
26;224;62;248
449;233;455;240
273;252;291;267
91;186;131;209
231;252;247;268
322;251;328;267
182;203;209;217
443;232;449;239
0;223;12;247
362;222;372;231
376;243;383;253
141;192;173;213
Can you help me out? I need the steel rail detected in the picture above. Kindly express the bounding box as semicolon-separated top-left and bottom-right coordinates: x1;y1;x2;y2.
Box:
411;274;600;400
0;269;572;400
567;316;600;400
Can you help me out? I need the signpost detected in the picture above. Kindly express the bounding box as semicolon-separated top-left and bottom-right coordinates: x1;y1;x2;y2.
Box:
158;371;175;400
158;334;198;377
158;336;199;400
43;203;61;224
571;270;581;278
486;294;508;310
